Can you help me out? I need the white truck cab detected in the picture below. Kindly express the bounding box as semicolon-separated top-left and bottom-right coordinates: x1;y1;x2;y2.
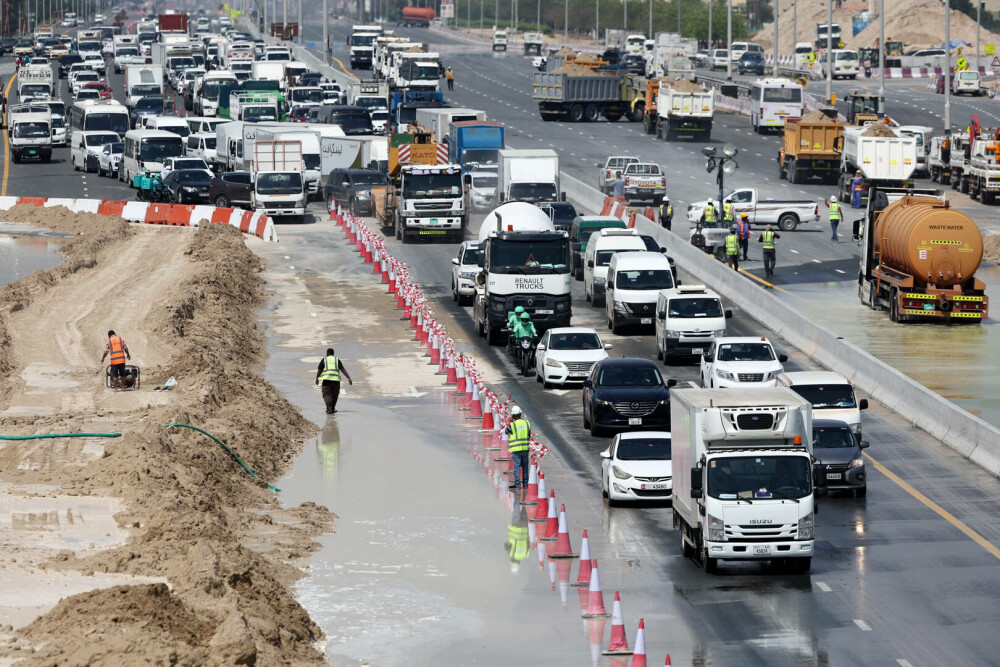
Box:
492;30;508;52
776;371;869;437
655;285;731;363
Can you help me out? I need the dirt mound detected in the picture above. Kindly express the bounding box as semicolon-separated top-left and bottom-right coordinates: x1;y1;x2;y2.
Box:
554;63;603;75
862;123;899;137
553;46;577;57
574;51;601;62
984;233;1000;265
801;110;835;123
662;78;705;93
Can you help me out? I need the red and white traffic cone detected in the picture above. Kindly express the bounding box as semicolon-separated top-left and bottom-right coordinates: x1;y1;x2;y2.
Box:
445;351;458;384
602;591;633;655
468;382;483;419
541;495;558;542
573;529;592;587
372;250;382;273
436;344;448;375
548;504;578;558
523;461;538;504
463;374;474;408
536;540;547;569
336;204;344;226
630;619;647;667
532;486;551;523
480;391;495;431
454;358;467;396
429;333;441;366
663;655;671;666
581;559;610;618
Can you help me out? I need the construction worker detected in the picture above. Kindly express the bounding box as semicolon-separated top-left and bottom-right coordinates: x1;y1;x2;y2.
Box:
445;66;455;91
658;196;673;230
722;200;734;225
505;500;530;572
736;212;751;261
725;225;740;271
703;201;718;226
758;225;781;277
315;347;354;415
851;170;864;208
611;171;625;198
506;405;532;493
825;195;842;242
100;330;131;392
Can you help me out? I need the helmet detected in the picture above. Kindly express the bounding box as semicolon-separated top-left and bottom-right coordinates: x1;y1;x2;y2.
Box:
730;224;737;232
514;306;525;314
520;312;531;320
856;169;861;175
511;405;523;417
830;195;837;203
740;212;749;220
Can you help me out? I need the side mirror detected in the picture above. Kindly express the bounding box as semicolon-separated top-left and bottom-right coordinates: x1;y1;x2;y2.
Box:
560;191;567;202
451;257;459;265
604;343;613;350
859;398;869;410
859;440;870;449
599;449;611;459
778;354;788;363
535;344;546;351
657;310;666;319
703;353;713;362
812;465;829;493
666;378;677;388
724;309;733;319
583;379;593;388
606;280;614;289
659;246;666;253
690;467;703;492
587;260;594;268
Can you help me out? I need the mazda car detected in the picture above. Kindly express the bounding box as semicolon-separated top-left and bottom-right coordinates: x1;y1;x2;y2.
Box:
582;358;676;437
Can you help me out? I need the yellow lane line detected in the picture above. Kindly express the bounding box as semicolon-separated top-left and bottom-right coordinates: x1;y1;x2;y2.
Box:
1;72;17;197
739;267;797;296
865;452;1000;561
330;56;358;81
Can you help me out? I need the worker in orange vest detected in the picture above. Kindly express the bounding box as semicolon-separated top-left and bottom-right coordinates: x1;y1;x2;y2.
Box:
100;330;131;392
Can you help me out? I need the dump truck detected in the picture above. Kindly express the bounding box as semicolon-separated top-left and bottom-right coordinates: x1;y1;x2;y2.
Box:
855;188;988;322
778;113;845;184
966;137;1000;203
655;79;713;141
532;70;644;122
523;32;544;56
836;124;917;206
927;135;952;184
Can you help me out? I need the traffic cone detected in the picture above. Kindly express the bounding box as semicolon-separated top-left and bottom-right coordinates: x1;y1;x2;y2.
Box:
663;656;671;666
388;269;397;293
468;383;483;419
454;358;466;396
523;461;538;504
630;619;647;667
549;504;578;558
335;204;343;225
372;251;382;273
381;263;390;284
532;486;551;522
429;334;441;366
602;591;633;655
480;392;495;431
573;530;592;587
541;495;558;541
463;374;474;407
436;345;448;375
581;559;610;618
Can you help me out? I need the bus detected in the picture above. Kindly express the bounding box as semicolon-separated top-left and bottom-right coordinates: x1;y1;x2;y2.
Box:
749;78;804;134
121;129;185;184
70;100;130;138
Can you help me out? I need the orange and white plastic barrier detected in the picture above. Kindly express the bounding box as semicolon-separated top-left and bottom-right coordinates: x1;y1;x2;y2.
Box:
0;196;278;242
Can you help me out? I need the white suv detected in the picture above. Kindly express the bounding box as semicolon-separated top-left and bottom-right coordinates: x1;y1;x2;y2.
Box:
700;336;787;389
655;285;731;363
450;241;481;306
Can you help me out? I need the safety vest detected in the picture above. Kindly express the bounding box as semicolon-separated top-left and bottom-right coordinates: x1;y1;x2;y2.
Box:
704;204;717;223
762;230;776;250
508;524;529;560
508;418;531;452
853;178;864;192
725;234;739;256
108;335;126;365
446;70;454;80
737;219;750;239
723;202;734;221
660;203;672;217
829;201;841;221
319;355;341;382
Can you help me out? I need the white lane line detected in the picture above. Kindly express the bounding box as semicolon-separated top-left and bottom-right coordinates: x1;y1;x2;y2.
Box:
799;190;808;194
835;269;846;274
816;581;832;592
854;619;872;631
789;248;800;254
897;660;914;667
812;259;822;264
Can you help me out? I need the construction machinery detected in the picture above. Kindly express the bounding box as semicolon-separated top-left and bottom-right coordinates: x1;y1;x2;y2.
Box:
778;114;845;184
845;91;883;125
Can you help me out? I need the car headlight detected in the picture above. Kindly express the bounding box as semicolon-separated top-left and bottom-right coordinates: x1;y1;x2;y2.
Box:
182;186;199;192
765;371;779;381
712;329;726;337
459;271;476;279
520;339;531;349
715;368;735;381
797;512;814;540
555;301;569;312
594;277;606;286
491;301;505;313
356;190;371;199
545;358;565;368
613;301;629;314
611;465;633;480
707;514;725;542
848;457;865;469
666;330;682;338
595;398;612;407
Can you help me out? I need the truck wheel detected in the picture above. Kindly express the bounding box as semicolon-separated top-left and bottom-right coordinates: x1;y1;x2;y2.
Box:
703;548;718;574
583;104;600;122
778;214;798;231
789;557;812;574
985;190;996;205
629;105;644;122
569;104;585;122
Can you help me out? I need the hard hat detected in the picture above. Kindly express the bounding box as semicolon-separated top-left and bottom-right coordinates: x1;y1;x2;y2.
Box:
520;312;531;320
740;212;749;220
730;224;737;232
514;306;525;314
511;405;523;416
830;195;837;203
855;169;861;175
766;224;774;231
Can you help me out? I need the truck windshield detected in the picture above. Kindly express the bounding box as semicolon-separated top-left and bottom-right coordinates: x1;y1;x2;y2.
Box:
355;97;386;110
139;137;184;162
13;122;49;138
244;107;278;122
616;437;671;460
402;170;462;198
717;343;775;361
788;384;856;409
135;97;164;112
463;149;498;171
133;84;162;98
472;173;497;189
257;172;303;194
596;248;641;266
21;85;50;97
508;182;557;201
85;113;129;135
615;269;673;290
668;297;724;318
492;239;569;273
351;34;376;46
303;154;321;171
85;133;120;147
117;48;139;57
400;62;440;81
709;456;811;500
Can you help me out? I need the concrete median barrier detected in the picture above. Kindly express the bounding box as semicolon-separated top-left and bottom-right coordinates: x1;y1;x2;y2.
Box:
561;171;1000;477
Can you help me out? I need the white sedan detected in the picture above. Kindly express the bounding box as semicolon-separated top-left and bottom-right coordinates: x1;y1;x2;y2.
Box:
534;327;611;388
601;431;673;505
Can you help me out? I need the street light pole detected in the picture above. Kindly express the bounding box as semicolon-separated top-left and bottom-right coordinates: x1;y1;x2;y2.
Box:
709;0;713;49
773;0;779;76
323;0;328;62
826;0;832;103
564;0;568;43
944;0;951;134
792;0;796;55
878;0;884;103
648;0;652;39
596;0;599;46
726;0;732;80
976;0;981;74
624;0;627;32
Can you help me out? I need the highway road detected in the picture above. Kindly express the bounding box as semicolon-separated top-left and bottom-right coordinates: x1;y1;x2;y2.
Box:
3;25;1000;664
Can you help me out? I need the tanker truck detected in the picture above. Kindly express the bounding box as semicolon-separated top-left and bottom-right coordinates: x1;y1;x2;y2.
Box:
396;6;434;27
855;188;988;323
836;124;917;207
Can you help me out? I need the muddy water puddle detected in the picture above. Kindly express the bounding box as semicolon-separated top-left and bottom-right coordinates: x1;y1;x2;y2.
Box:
0;227;66;287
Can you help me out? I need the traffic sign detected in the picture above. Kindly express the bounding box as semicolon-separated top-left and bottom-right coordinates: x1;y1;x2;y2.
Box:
992;56;1000;67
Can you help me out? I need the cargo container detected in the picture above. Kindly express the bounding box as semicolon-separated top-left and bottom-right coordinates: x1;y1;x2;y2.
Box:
158;13;188;33
778;116;844;184
836;124;917;205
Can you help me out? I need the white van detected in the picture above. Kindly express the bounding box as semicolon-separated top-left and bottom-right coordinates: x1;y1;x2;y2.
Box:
819;49;860;79
186;132;218;164
145;116;191;138
730;41;763;63
122;129;186;183
749;78;804;133
654;285;731;363
72;130;121;171
776;371;869;437
794;42;814;64
605;252;676;333
583;228;647;307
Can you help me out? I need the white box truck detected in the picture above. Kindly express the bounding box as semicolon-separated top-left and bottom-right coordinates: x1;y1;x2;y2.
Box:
496;149;561;204
125;65;164;108
836;125;917;205
672;387;819;574
415;107;485;145
246;126;323;200
251;140;307;222
320;134;387;177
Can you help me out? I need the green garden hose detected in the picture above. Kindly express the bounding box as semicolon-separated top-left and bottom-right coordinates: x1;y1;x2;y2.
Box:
163;423;280;493
0;433;121;440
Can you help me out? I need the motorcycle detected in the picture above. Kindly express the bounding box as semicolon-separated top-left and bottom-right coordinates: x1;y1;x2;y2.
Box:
516;336;535;377
133;171;170;203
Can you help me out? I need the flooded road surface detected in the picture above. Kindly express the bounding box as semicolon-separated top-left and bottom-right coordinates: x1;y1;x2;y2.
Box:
781;263;1000;429
0;228;64;287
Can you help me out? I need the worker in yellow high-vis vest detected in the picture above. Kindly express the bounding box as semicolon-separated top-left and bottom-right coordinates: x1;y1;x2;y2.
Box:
506;405;532;495
725;225;740;271
758;225;781;277
825;195;842;243
315;347;354;415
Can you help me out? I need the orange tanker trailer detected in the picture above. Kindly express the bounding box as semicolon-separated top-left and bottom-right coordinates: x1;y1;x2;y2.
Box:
856;188;988;322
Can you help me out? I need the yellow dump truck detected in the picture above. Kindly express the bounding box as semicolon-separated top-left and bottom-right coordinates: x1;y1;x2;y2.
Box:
778;114;845;184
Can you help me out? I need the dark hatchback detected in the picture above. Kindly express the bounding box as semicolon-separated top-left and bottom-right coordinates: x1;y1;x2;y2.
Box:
583;358;677;437
163;169;214;204
738;51;765;75
324;168;387;215
812;419;869;497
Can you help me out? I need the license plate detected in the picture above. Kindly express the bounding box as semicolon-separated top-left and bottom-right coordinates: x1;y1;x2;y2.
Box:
691;348;703;355
535;309;554;315
754;545;771;555
569;372;587;378
28;149;36;154
642;483;669;490
826;472;843;480
628;417;642;426
429;218;438;223
640;318;652;324
419;230;447;235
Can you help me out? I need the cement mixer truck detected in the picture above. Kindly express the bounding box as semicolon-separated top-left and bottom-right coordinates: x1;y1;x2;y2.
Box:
855;188;988;323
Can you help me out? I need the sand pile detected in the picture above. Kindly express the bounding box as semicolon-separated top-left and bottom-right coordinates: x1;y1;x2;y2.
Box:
574;51;602;62
984;233;1000;264
553;46;577;57
663;79;705;93
0;216;333;665
800;110;836;123
554;63;605;75
862;123;899;137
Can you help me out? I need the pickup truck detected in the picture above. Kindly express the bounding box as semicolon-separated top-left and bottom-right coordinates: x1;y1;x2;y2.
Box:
622;161;667;204
599;155;638;194
686;188;819;231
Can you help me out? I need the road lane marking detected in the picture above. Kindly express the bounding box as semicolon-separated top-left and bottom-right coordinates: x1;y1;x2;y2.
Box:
897;661;914;667
739;269;795;296
864;453;1000;561
854;619;872;631
816;581;832;592
789;248;799;254
1;72;17;196
812;259;822;263
835;269;846;274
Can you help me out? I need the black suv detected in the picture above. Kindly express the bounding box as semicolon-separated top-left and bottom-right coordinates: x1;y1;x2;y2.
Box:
59;54;84;79
324;168;387;215
582;358;677;437
812;419;869;497
738;51;765;75
209;171;254;209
